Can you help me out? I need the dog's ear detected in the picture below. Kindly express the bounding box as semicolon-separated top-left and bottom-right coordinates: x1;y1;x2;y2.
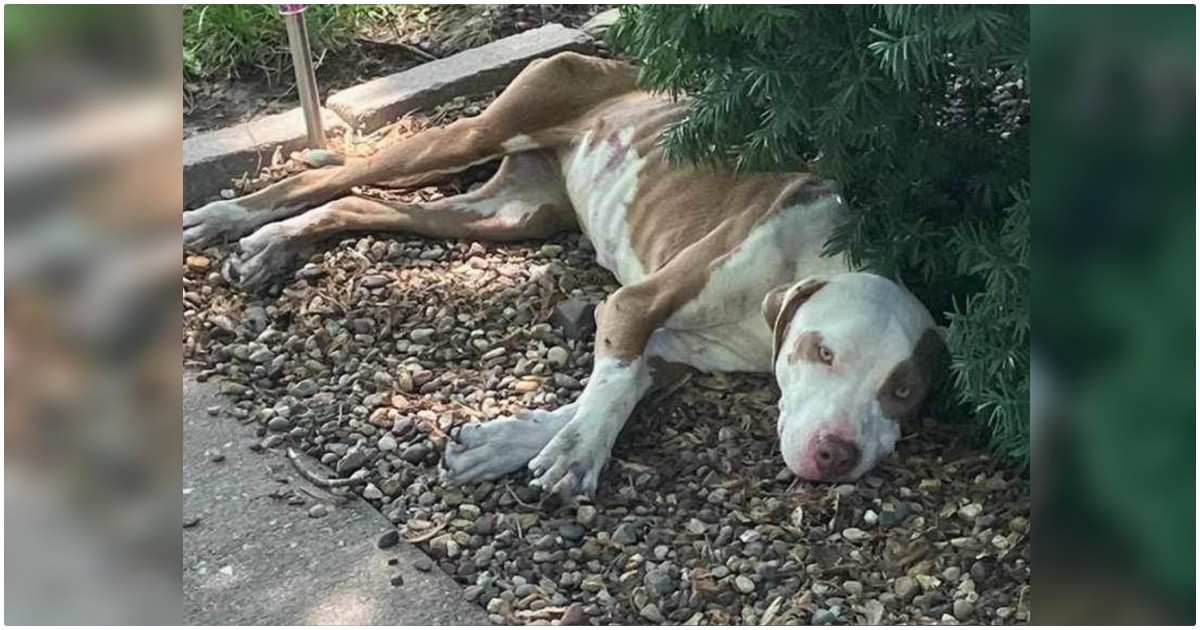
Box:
762;277;828;366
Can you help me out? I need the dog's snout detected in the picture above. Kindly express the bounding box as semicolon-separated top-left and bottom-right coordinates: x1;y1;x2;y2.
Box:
814;436;860;478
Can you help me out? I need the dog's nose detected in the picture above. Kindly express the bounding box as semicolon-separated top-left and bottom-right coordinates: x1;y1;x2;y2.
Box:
814;436;860;478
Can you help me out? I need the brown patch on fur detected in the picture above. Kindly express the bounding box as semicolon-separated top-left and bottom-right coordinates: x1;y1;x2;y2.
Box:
877;329;950;422
788;330;828;365
762;279;828;364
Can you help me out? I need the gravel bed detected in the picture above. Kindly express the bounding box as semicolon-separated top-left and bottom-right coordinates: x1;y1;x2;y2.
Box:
183;99;1029;626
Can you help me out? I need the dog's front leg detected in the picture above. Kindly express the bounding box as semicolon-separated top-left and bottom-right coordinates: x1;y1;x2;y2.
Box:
527;354;653;497
526;278;684;497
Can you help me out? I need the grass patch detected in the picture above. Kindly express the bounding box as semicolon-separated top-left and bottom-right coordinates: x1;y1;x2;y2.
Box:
182;4;514;83
183;4;402;82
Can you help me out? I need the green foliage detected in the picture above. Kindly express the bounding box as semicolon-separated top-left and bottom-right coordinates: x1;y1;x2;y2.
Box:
182;4;400;81
609;6;1030;465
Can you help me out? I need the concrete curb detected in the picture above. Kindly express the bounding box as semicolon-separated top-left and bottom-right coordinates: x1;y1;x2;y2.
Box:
183;106;348;208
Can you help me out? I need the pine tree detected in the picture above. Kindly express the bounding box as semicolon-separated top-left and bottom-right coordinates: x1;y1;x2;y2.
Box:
608;6;1030;466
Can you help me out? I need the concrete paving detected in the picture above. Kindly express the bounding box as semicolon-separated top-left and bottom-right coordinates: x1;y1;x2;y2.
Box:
183;375;487;625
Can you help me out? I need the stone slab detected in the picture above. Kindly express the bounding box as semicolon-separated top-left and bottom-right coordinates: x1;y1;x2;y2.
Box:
182;374;487;626
183;107;347;208
581;8;622;39
327;23;595;132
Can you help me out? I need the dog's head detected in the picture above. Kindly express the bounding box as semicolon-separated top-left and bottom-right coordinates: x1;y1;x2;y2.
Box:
762;272;948;482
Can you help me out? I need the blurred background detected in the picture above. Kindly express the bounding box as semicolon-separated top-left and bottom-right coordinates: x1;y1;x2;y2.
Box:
3;4;1194;625
6;5;183;624
1032;5;1195;624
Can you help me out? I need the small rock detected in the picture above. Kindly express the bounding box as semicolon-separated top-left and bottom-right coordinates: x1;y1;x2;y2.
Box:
559;522;586;543
209;452;225;463
409;328;436;344
206;405;221;416
576;505;598;527
400;443;429;463
639;604;664;623
378;434;397;452
183;516;201;529
580;575;605;593
513;379;540;393
893;576;918;601
550;297;597;340
878;502;913;527
734;575;756;594
336;449;369;475
842;527;870;542
612;523;638;545
390;574;405;587
953;598;975;620
958;503;983;521
943;566;962;582
442;488;464;507
360;274;390;289
290;379;319;398
474;514;497;535
299;148;344;168
863;599;885;624
413;557;433;572
969;561;988;581
186;255;211;271
308;504;329;518
267;417;291;431
378;530;400;549
546;346;570;368
643;568;676;596
560;603;588;625
553;372;582;389
363;484;384;500
812;608;837;625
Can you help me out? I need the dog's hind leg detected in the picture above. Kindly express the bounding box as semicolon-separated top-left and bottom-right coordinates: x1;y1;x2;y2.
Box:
184;52;636;249
223;150;575;289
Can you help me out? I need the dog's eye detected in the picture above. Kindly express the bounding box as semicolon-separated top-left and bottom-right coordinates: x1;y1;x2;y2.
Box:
818;344;834;364
894;385;911;399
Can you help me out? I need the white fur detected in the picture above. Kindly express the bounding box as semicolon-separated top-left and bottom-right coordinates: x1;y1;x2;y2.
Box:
183;199;304;249
773;273;935;480
559;127;648;284
527;355;653;495
651;195;852;372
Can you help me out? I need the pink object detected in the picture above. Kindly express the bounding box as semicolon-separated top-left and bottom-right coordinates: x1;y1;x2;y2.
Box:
277;4;306;15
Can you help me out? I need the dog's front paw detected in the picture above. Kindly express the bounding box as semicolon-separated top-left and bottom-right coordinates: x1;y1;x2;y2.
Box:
441;416;546;484
441;405;577;485
527;423;610;498
222;224;296;290
183;199;255;249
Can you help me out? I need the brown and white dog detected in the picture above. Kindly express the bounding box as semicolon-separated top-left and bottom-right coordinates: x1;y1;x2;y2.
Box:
183;53;947;497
